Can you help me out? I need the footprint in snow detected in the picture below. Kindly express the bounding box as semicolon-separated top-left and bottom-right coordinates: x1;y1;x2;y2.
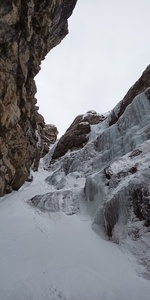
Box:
49;283;67;300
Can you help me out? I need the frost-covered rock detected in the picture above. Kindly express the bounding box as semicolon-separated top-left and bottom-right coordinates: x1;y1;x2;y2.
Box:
45;170;85;190
31;85;150;277
29;188;84;215
101;144;150;237
44;89;150;239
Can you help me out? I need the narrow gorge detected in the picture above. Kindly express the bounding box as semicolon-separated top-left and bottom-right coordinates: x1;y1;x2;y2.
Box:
0;2;150;299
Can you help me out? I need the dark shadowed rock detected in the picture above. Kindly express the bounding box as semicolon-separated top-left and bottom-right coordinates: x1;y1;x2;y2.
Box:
41;124;58;157
36;111;58;156
131;185;150;226
103;169;150;237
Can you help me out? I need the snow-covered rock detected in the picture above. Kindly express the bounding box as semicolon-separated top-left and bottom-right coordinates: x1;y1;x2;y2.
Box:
29;187;84;215
51;111;106;160
29;87;150;277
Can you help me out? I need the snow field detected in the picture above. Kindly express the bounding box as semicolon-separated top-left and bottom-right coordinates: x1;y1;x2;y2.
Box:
0;169;150;300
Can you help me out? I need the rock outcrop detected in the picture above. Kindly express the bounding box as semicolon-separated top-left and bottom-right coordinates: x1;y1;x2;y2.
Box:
32;111;58;171
42;124;58;156
109;65;150;126
0;0;77;196
36;111;58;156
103;147;150;238
29;188;83;215
52;111;106;160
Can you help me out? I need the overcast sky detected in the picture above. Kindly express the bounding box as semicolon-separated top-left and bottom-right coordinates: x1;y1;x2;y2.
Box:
35;0;150;137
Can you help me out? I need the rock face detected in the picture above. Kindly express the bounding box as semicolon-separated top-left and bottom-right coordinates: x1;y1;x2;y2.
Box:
109;65;150;126
32;111;58;171
52;111;106;160
36;111;58;156
42;124;58;156
0;0;77;196
103;149;150;238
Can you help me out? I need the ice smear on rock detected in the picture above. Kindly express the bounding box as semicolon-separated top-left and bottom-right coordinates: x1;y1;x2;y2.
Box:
29;188;84;215
35;88;150;278
27;89;150;280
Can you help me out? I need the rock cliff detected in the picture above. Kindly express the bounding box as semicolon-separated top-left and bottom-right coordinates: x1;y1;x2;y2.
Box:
0;0;77;196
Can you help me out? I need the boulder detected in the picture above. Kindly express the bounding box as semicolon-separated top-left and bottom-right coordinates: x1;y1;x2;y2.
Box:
52;111;106;160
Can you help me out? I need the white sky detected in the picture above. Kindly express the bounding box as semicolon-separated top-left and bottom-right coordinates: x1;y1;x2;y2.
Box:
35;0;150;137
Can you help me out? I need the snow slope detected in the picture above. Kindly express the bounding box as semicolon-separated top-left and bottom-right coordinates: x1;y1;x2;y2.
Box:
0;165;150;300
1;89;150;299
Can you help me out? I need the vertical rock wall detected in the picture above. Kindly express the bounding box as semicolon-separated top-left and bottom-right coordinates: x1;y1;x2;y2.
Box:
0;0;77;196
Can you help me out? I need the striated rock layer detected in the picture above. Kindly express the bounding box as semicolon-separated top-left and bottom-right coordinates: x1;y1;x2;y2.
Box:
0;0;77;196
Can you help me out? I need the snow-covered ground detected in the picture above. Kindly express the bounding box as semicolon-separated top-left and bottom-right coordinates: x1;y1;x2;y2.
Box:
1;89;150;299
0;164;150;300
